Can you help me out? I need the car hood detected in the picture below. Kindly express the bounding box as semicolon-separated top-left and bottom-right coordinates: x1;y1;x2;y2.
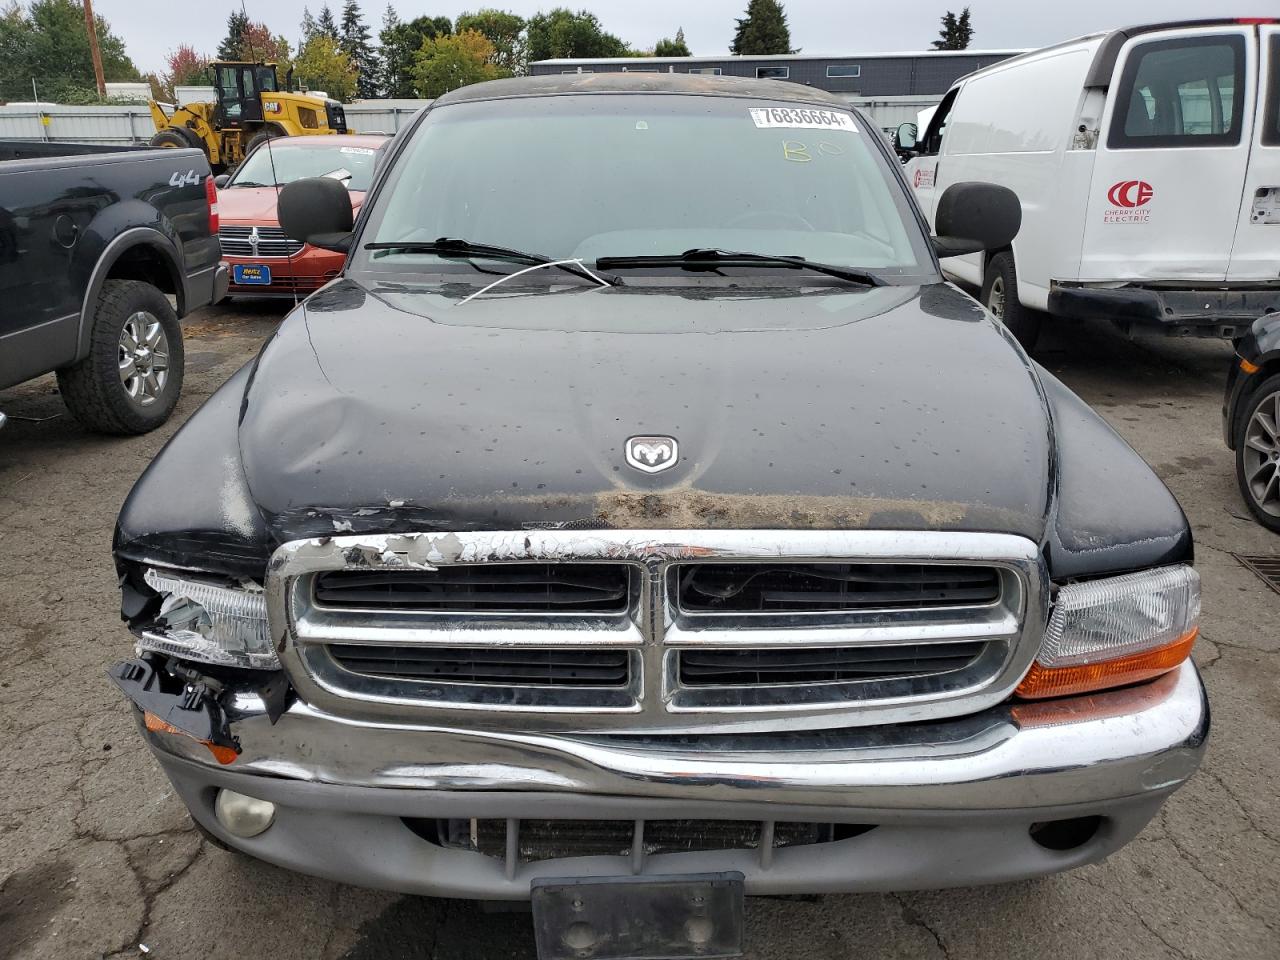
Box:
237;278;1053;542
217;185;364;224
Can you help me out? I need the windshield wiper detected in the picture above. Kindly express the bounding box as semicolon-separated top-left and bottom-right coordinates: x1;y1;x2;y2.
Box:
364;238;623;287
595;249;884;286
232;180;271;187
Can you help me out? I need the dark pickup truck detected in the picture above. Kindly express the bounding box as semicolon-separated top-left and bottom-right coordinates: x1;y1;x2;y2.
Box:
0;141;226;433
108;76;1206;960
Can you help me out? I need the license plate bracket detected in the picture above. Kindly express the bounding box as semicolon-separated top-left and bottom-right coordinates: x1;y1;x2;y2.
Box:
531;872;744;960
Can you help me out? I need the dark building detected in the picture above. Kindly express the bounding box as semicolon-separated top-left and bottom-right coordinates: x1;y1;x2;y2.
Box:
527;50;1025;99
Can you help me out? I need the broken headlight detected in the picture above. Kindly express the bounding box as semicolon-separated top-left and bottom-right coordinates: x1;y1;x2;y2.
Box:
136;568;277;670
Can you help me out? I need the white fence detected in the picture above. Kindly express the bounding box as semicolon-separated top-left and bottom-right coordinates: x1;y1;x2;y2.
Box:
0;95;936;145
0;100;431;144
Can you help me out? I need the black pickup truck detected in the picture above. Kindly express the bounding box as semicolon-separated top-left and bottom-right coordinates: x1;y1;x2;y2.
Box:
108;76;1206;960
0;141;226;433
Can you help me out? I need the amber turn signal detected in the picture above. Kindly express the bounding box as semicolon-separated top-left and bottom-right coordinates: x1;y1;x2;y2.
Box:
1240;358;1261;374
143;711;239;765
1014;628;1197;700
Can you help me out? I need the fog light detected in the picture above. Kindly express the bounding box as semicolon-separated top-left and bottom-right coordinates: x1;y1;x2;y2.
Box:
215;789;276;838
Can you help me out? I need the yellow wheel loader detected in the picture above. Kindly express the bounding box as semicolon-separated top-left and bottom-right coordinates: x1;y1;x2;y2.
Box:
149;62;352;171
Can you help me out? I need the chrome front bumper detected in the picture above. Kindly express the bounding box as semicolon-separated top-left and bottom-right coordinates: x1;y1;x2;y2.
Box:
141;662;1208;898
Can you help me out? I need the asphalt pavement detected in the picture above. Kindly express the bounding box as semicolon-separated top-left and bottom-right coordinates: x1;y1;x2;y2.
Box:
0;299;1276;960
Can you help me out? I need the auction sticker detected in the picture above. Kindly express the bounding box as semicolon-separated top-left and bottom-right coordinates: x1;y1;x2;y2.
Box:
750;107;858;132
340;146;376;155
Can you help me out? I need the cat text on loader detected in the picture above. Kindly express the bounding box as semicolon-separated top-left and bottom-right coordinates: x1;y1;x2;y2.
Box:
148;61;351;172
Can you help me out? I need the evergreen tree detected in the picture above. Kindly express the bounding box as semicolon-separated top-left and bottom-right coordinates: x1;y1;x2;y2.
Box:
654;27;691;58
340;0;377;98
380;8;453;97
301;6;319;45
731;1;792;56
932;7;973;50
317;4;340;40
217;10;250;60
1;0;141;102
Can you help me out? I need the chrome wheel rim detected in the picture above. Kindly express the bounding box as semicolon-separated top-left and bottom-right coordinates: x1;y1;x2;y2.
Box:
1242;390;1280;518
988;275;1006;318
118;311;169;407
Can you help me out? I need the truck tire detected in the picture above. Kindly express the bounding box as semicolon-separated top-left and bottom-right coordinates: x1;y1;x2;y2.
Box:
56;280;184;435
150;127;200;150
245;128;281;156
1234;372;1280;532
982;252;1043;352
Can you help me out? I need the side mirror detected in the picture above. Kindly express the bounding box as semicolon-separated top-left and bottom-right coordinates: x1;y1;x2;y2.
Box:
893;122;918;152
213;174;230;189
278;177;354;252
933;182;1021;258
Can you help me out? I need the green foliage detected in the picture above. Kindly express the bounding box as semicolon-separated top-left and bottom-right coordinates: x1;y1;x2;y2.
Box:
455;8;526;75
380;9;454;97
932;7;973;50
217;10;249;60
340;0;377;98
525;8;630;62
654;27;690;58
295;33;356;100
317;4;340;40
412;28;503;98
0;0;140;102
731;0;793;56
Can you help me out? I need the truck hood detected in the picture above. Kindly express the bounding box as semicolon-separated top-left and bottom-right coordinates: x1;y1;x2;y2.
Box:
237;278;1053;542
217;185;364;224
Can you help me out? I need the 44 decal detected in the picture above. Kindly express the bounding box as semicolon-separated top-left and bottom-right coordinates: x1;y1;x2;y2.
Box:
168;169;202;187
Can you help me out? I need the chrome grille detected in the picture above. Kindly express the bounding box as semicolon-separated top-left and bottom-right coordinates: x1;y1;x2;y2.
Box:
270;530;1047;734
218;226;304;258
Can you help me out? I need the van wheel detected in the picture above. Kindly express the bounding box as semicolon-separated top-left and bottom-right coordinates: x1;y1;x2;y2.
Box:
1235;373;1280;532
56;280;184;435
982;253;1042;352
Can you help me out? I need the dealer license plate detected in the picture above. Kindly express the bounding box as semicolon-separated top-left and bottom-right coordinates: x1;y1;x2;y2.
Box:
233;263;272;285
531;873;744;960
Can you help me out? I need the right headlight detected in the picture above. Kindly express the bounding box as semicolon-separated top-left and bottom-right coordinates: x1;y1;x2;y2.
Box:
134;567;277;670
1016;565;1200;699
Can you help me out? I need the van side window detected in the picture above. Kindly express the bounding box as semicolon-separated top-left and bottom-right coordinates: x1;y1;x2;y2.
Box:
919;88;958;156
1109;35;1245;148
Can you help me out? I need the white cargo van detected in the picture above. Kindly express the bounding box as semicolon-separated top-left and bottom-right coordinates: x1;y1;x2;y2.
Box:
898;18;1280;349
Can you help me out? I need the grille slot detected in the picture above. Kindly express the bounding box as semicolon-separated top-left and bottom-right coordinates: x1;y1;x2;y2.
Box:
448;819;838;863
314;564;630;614
678;641;985;686
218;226;305;258
328;645;631;687
676;562;1000;613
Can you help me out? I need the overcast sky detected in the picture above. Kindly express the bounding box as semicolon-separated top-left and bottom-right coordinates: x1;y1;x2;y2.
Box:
96;0;1279;75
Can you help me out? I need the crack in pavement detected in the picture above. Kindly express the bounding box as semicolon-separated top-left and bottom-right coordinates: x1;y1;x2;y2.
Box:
889;894;950;959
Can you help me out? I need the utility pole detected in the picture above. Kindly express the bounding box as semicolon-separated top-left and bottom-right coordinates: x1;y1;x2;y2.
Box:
83;0;106;98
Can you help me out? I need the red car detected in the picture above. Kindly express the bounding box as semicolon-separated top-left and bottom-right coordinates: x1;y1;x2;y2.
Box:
216;134;389;298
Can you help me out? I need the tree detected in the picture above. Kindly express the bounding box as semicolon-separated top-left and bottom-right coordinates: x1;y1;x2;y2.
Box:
217;10;249;60
238;22;292;72
412;28;502;98
295;33;356;100
731;0;793;56
526;8;629;62
301;6;319;45
654;27;690;58
316;3;340;40
932;7;973;50
455;8;526;75
0;0;140;102
165;44;209;89
380;8;453;97
340;0;377;98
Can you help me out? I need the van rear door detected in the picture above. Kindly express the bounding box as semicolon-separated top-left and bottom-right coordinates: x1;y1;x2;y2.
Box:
1082;25;1257;282
1228;24;1280;281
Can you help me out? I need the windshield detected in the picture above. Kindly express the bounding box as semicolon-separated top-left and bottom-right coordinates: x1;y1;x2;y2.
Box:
359;94;934;280
230;143;379;191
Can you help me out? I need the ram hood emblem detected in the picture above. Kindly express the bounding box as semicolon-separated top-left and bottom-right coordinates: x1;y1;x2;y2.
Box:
625;435;679;474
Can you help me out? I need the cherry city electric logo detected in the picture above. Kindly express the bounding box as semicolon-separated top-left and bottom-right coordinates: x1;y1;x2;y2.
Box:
1107;180;1155;208
1103;179;1154;223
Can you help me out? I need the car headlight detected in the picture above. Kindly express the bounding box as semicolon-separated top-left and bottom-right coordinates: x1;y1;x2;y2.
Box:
136;568;277;670
1016;565;1199;699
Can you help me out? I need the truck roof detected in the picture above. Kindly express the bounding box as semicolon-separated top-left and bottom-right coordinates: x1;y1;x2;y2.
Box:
432;73;851;109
